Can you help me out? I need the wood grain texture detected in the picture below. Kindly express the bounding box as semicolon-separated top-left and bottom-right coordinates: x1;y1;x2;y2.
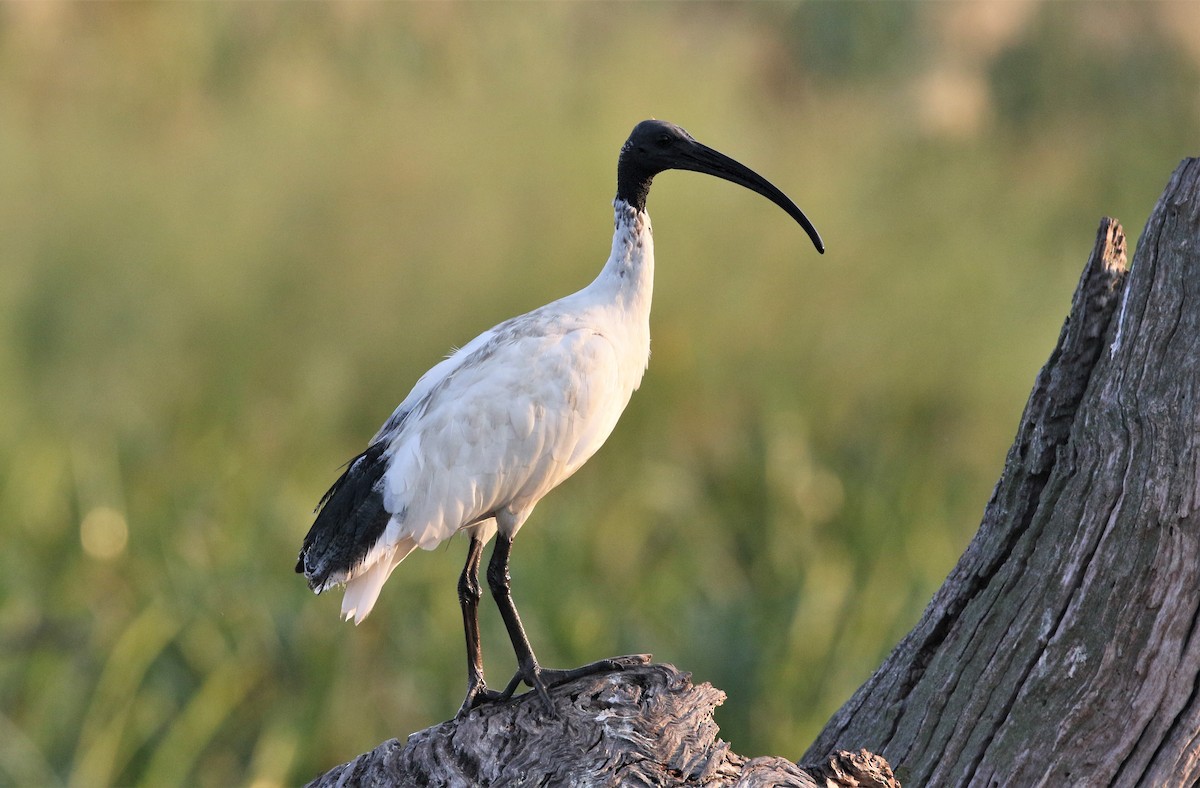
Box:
808;159;1200;786
304;663;898;787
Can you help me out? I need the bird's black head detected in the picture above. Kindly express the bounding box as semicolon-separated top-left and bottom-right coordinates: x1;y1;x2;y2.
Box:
616;119;824;254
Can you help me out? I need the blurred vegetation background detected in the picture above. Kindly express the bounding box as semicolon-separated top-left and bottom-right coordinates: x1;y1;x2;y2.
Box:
1;2;1197;785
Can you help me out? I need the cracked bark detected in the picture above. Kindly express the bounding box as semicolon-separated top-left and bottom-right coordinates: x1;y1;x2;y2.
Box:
806;159;1200;786
305;663;898;787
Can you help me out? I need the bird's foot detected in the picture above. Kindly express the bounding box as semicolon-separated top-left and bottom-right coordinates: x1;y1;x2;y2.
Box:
499;654;653;714
455;677;503;719
536;653;652;688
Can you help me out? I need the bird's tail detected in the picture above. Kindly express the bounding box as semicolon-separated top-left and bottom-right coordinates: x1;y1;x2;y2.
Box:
340;535;418;624
296;442;393;596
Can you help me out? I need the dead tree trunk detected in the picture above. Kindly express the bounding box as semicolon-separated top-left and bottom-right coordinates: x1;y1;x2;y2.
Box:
305;662;897;787
807;158;1200;785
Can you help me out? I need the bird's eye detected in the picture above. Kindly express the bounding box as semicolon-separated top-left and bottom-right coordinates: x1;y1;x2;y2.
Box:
656;134;672;145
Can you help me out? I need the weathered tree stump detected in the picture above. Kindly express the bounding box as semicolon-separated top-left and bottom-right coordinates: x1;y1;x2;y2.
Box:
807;159;1200;785
306;662;898;787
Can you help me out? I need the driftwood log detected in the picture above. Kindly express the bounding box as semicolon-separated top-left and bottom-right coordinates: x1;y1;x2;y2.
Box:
309;160;1200;786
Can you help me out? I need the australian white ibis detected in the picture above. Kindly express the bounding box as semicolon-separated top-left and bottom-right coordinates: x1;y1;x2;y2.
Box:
297;119;824;716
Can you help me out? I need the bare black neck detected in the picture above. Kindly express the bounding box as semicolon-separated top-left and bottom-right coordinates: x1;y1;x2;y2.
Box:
616;155;654;213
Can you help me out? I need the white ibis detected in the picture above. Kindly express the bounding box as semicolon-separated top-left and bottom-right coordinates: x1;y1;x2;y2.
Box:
297;119;823;717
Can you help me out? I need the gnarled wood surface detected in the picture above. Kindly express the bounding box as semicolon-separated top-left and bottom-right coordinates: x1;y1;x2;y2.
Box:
807;159;1200;785
306;662;898;787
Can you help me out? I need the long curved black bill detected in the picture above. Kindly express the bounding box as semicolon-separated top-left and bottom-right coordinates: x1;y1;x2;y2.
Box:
676;142;825;254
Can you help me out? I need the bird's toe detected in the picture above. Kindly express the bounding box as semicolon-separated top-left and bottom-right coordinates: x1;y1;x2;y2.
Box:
538;653;652;688
456;681;504;719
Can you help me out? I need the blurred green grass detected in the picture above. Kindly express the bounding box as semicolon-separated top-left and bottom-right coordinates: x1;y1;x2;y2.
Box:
1;3;1196;785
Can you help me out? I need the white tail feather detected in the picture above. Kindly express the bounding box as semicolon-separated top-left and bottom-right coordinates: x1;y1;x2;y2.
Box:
341;537;418;624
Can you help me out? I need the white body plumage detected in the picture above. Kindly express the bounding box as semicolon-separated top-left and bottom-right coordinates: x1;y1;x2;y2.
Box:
335;202;653;623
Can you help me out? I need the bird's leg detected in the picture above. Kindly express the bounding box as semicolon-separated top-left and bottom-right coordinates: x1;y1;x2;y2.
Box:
485;533;647;713
486;532;555;709
456;534;500;718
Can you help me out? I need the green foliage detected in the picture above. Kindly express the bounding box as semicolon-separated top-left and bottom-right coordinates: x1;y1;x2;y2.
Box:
989;3;1199;137
1;3;1196;784
785;2;924;83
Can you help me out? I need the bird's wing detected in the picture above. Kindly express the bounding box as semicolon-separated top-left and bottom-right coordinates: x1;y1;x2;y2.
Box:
370;323;506;444
380;320;626;549
298;315;541;595
299;304;629;622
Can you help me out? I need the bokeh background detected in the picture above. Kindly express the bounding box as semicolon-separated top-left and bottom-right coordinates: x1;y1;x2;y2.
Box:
2;2;1198;785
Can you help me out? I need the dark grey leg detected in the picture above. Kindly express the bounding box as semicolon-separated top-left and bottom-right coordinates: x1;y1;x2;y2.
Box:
486;533;649;713
456;534;499;717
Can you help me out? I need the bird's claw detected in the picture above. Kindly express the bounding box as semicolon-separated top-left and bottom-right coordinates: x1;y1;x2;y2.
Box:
530;653;651;689
457;655;653;718
456;680;503;719
503;654;654;715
